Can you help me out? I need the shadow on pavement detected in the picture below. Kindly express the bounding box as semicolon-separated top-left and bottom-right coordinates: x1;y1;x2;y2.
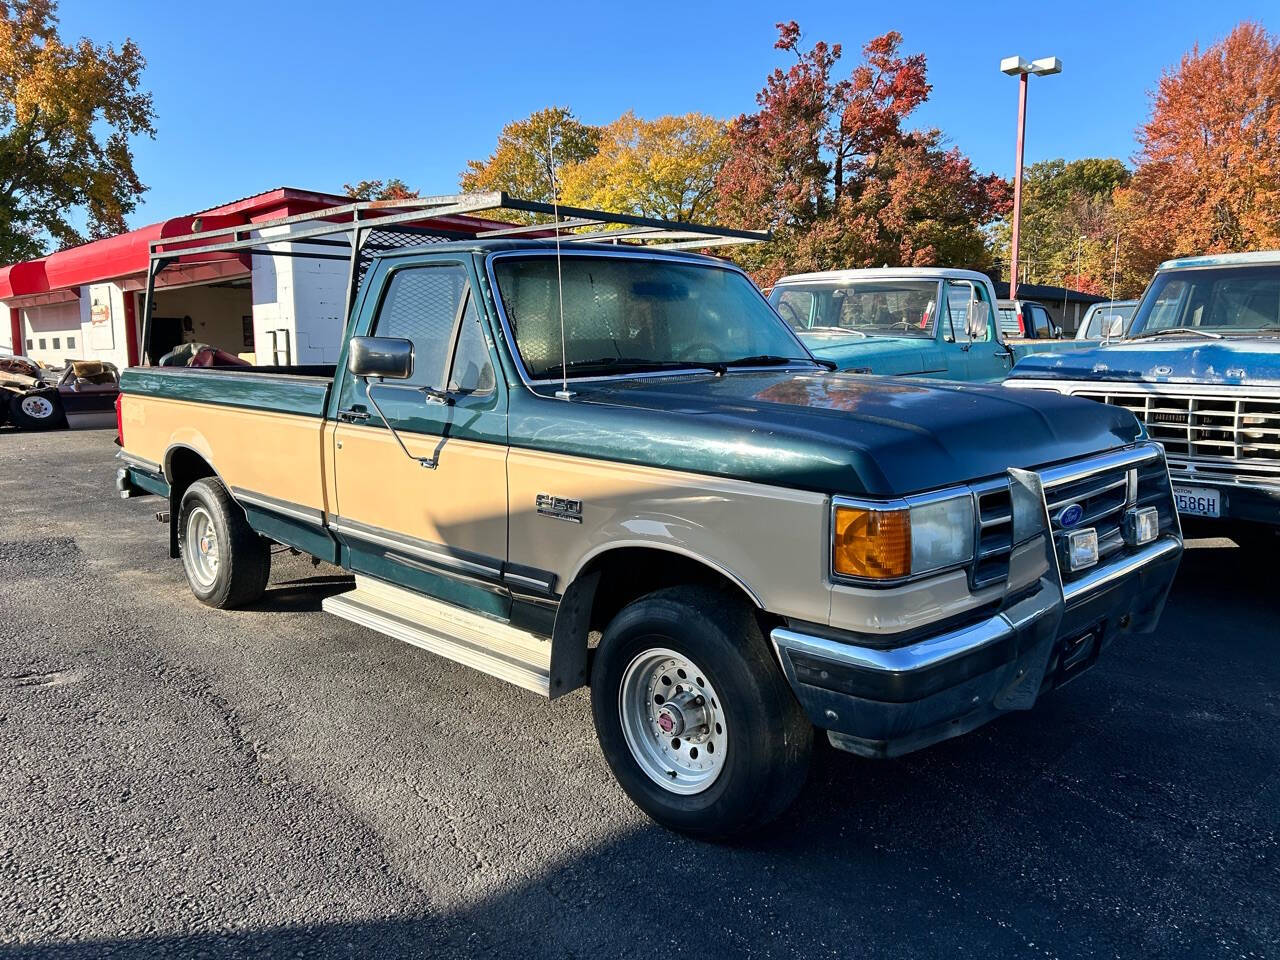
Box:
8;541;1275;959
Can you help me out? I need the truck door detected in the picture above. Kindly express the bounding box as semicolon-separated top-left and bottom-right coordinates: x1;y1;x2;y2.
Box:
329;258;511;619
944;280;1011;380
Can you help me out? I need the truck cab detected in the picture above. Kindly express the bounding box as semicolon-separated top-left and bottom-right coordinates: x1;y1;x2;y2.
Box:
769;268;1088;382
1006;251;1280;551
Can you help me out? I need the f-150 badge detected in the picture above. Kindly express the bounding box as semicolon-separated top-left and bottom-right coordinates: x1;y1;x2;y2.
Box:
536;494;583;523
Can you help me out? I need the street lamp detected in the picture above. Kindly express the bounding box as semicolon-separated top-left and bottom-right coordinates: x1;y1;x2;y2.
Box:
1001;55;1062;300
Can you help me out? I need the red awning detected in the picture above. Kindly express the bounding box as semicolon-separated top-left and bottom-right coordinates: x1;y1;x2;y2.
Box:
0;259;50;299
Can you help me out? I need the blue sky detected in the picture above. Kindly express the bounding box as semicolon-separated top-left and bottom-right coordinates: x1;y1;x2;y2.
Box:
58;0;1278;227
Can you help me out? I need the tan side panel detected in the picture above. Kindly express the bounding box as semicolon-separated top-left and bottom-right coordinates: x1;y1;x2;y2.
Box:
332;424;507;561
829;572;1002;635
506;448;832;624
121;395;325;510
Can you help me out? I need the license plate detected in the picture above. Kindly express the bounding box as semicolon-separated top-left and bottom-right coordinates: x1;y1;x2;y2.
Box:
1173;485;1221;518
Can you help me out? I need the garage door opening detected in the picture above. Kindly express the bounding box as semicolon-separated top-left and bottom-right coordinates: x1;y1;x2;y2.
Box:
149;278;254;365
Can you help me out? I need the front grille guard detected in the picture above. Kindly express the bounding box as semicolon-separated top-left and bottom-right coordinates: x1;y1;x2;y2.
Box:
980;443;1182;606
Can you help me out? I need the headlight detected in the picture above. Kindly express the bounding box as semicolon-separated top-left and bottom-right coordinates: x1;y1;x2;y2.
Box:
832;493;975;582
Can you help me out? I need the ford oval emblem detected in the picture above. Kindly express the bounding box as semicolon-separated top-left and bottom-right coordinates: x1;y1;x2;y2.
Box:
1057;503;1085;528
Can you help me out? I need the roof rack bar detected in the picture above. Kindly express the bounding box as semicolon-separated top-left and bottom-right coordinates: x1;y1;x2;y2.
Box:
151;192;507;253
476;217;603;238
499;197;769;242
149;196;510;261
145;191;768;266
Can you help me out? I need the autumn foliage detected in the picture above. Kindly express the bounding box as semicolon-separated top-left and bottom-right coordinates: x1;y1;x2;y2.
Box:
0;0;155;262
716;23;1010;285
1111;21;1280;292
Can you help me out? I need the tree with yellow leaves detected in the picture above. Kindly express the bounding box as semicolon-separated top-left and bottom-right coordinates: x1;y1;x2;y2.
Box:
0;0;155;262
559;111;729;223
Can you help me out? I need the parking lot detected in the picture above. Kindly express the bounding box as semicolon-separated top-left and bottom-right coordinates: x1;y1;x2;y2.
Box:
1;426;1275;959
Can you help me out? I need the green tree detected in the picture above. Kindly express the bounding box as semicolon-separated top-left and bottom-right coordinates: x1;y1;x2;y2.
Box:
559;111;729;222
0;0;155;262
460;106;600;223
991;157;1130;292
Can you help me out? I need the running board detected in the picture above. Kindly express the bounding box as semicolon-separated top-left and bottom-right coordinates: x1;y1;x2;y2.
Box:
322;576;551;696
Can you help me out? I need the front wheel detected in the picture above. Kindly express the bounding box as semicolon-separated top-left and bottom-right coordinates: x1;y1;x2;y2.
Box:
177;478;271;608
590;586;812;839
8;389;65;430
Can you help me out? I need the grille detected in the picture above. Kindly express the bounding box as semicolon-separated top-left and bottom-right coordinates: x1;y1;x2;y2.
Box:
1073;391;1280;478
971;447;1176;591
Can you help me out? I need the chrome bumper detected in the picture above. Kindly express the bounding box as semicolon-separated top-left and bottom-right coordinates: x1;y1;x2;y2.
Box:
774;448;1184;759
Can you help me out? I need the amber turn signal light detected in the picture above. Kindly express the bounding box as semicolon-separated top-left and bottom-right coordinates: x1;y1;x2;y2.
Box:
832;505;911;580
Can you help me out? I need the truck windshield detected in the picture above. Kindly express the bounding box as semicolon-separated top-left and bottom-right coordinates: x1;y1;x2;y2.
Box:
1129;265;1280;337
769;281;936;339
492;254;813;380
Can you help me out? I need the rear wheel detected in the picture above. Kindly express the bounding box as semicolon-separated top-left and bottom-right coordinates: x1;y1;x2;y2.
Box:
590;586;812;839
8;389;65;430
177;478;270;608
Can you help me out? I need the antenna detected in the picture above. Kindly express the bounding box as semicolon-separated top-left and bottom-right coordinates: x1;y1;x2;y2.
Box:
548;123;573;401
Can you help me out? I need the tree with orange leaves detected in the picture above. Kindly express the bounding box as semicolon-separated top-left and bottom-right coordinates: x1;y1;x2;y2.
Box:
716;22;1009;285
1116;21;1280;288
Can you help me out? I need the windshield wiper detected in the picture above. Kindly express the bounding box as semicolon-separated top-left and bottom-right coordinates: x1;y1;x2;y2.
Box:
1131;327;1223;340
539;356;710;378
708;354;835;373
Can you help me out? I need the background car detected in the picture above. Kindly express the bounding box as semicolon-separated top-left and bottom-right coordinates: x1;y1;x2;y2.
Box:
1076;300;1139;340
997;298;1062;339
1;359;120;431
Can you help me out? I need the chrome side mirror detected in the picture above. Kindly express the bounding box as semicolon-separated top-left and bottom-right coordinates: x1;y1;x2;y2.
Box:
966;302;990;341
348;336;413;380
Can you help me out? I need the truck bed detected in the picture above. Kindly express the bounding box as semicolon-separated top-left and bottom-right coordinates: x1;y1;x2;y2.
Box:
120;365;336;418
118;364;337;559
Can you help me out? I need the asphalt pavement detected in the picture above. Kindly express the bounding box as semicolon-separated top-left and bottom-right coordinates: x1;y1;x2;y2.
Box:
0;427;1275;959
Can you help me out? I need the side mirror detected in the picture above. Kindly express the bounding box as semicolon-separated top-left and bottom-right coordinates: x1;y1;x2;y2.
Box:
966;302;990;341
1104;316;1125;339
348;336;413;380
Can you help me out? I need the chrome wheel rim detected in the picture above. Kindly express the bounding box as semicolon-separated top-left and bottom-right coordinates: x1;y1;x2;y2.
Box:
185;506;220;588
619;647;727;795
20;395;53;419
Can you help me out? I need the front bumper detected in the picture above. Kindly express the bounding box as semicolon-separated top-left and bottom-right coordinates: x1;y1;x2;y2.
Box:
1167;472;1280;529
773;451;1183;759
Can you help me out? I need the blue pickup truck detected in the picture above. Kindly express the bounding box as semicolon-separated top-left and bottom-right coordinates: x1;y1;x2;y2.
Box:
768;268;1091;381
1006;251;1280;551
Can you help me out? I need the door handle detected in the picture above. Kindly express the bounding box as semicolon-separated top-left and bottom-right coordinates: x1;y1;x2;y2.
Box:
337;408;370;423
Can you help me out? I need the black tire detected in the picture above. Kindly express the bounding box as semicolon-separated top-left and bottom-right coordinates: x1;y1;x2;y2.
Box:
177;478;270;608
8;389;65;430
590;585;812;839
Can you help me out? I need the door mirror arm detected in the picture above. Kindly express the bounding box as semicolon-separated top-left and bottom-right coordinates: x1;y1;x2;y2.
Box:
359;376;440;470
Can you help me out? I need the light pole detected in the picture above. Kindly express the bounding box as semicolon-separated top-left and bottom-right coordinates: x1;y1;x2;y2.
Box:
1001;55;1062;300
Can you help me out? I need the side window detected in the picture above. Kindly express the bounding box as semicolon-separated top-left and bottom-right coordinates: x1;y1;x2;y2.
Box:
773;290;813;329
945;281;973;341
1033;306;1051;337
371;264;469;389
968;284;992;342
447;294;496;396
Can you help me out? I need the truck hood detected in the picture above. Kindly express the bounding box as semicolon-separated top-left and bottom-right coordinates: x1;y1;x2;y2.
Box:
1008;337;1280;387
520;371;1140;497
796;330;946;376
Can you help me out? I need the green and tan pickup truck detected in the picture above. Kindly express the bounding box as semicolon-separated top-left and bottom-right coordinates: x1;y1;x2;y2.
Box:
115;196;1183;838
